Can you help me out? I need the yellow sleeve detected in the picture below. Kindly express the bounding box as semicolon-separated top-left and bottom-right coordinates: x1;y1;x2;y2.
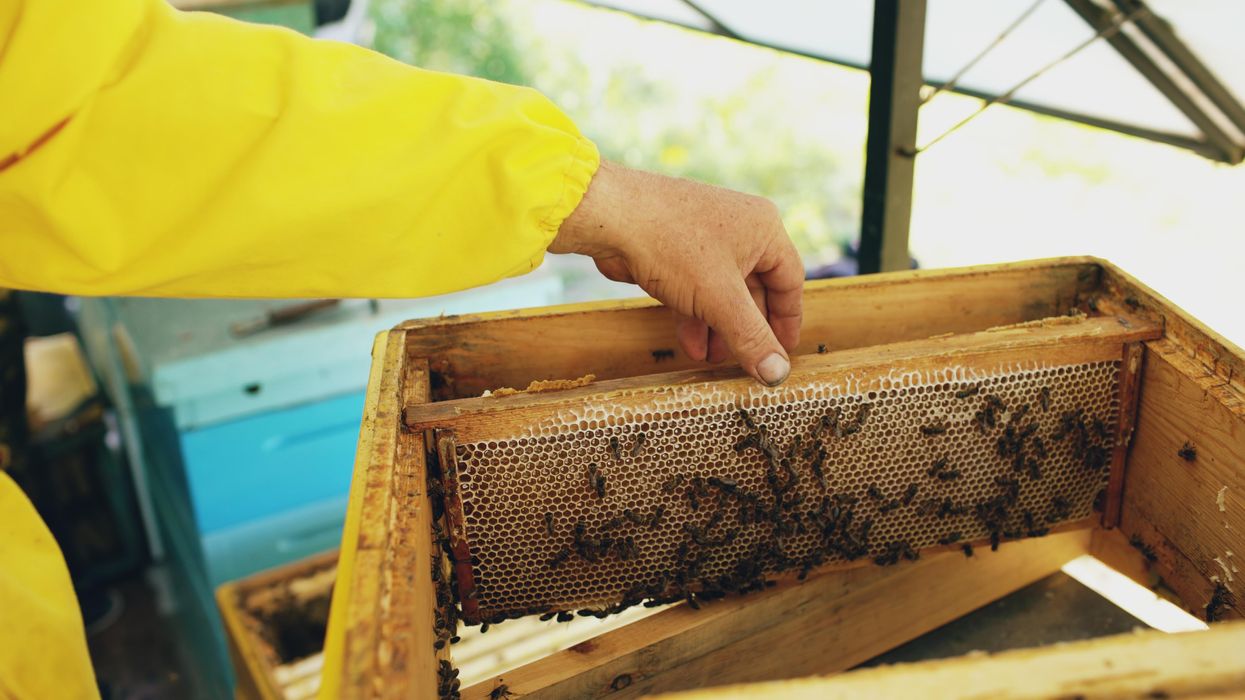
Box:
0;0;599;298
0;472;99;700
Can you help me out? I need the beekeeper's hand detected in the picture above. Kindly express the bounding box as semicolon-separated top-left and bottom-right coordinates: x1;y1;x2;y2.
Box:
550;160;803;386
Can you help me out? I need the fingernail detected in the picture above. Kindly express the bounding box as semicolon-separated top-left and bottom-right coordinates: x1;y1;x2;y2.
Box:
757;353;790;386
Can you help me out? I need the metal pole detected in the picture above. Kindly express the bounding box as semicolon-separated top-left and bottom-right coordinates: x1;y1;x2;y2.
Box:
1065;0;1243;164
859;0;926;274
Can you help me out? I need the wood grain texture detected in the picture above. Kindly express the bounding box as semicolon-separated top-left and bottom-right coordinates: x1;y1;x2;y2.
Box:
217;550;339;700
400;258;1102;400
649;621;1245;700
1103;342;1145;528
1119;340;1245;622
1099;260;1245;400
459;531;1091;699
373;359;436;699
320;331;424;699
404;314;1159;432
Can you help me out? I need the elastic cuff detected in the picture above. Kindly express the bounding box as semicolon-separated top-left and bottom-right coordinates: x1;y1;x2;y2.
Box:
514;135;601;275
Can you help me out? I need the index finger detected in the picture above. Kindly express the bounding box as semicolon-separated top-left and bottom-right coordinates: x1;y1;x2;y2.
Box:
753;234;804;352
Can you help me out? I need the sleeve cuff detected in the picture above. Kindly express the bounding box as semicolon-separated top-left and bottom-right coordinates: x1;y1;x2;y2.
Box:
507;135;601;278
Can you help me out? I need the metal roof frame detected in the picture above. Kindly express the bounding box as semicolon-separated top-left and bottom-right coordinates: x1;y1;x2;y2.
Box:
588;0;1245;165
581;0;1244;276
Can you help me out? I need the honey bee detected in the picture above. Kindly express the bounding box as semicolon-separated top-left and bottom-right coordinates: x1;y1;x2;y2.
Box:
1177;442;1197;461
1038;386;1051;411
856;402;873;427
651;348;675;361
901;483;919;506
955;384;980;399
586;463;605;499
1205;583;1235;622
631;433;647;457
649;505;666;529
662;473;686;494
920;422;947;436
737;406;757;429
608;436;622;462
1032;436;1048;459
548;545;571;569
543;512;555;536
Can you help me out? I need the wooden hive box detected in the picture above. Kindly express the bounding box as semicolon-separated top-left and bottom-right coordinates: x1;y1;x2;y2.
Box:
316;257;1244;699
217;550;338;700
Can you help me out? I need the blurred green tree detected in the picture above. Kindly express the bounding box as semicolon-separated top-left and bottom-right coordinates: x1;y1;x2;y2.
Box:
369;0;860;261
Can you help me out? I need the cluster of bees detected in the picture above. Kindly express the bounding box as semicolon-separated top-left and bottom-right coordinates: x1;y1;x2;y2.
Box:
429;379;1117;698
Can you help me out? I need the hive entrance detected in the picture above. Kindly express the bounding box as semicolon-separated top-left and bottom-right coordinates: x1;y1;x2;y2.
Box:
407;315;1157;624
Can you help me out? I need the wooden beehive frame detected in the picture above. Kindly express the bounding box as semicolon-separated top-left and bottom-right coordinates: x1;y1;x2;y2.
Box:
318;258;1244;699
412;315;1157;625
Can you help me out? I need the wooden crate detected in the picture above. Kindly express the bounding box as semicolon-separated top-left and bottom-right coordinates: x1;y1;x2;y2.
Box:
217;550;338;700
317;257;1244;699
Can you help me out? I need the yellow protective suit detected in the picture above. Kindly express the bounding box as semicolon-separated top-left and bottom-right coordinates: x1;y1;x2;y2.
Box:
0;0;599;696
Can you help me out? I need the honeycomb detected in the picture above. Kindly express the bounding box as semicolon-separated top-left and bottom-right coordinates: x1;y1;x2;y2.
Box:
447;359;1121;621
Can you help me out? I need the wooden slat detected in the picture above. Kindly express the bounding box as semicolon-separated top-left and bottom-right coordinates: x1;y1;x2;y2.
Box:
1103;341;1145;528
649;621;1245;700
1099;259;1245;400
373;359;436;699
320;331;408;699
459;531;1091;699
400;258;1102;399
405;314;1160;432
1118;340;1245;622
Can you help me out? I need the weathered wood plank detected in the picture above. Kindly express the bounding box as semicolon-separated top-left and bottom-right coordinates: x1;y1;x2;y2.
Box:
649;621;1245;700
320;330;411;699
459;531;1090;699
1120;340;1244;622
375;359;435;699
1103;341;1145;528
1099;260;1245;400
401;258;1102;399
404;314;1158;432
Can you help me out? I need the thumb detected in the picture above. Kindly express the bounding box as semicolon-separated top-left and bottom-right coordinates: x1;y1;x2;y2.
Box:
703;278;791;386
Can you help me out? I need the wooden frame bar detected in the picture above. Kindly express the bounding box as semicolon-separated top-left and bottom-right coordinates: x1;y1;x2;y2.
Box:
650;620;1245;700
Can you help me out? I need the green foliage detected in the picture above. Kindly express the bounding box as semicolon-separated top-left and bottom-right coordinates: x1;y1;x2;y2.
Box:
371;0;527;86
368;0;862;259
